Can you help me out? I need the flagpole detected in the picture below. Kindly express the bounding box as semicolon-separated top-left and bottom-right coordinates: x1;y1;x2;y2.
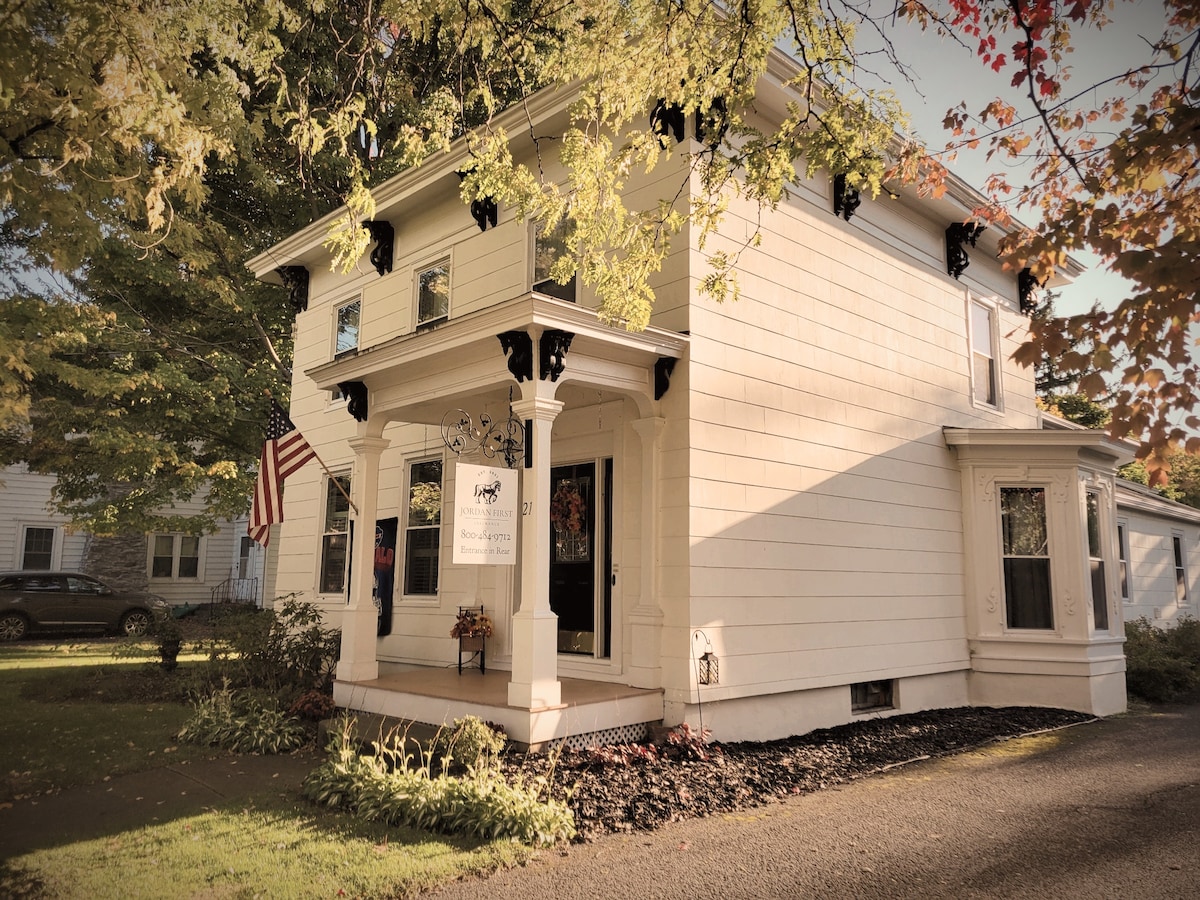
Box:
310;447;360;516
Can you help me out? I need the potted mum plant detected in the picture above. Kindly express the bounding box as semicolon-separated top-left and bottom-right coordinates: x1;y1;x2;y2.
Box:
451;606;493;673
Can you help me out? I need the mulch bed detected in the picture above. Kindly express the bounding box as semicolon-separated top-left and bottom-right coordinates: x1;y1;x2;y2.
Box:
501;706;1092;842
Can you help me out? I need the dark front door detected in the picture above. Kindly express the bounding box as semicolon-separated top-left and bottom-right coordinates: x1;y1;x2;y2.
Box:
549;462;608;656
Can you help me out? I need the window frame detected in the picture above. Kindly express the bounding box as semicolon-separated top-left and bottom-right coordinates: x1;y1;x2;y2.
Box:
1000;485;1055;630
968;295;1002;410
531;219;577;303
1085;490;1109;631
148;533;203;581
415;257;451;328
1172;532;1189;607
319;474;352;595
19;524;58;570
402;456;443;599
1116;520;1131;603
333;296;362;357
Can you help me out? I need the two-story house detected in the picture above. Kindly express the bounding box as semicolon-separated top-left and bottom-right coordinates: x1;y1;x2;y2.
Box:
250;54;1140;747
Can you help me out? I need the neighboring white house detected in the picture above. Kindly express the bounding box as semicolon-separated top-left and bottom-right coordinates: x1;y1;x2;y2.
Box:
0;463;266;607
250;55;1141;747
1115;479;1200;627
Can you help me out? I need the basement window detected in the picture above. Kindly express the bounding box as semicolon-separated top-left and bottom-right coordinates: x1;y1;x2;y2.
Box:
851;680;895;713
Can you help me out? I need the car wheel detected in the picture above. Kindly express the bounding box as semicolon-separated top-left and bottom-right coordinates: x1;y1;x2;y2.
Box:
0;613;29;641
119;609;152;637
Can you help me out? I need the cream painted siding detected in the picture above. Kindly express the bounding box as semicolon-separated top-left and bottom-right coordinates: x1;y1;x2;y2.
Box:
681;173;1039;700
0;464;87;571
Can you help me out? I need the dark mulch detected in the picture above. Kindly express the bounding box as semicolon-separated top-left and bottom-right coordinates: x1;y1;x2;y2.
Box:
502;706;1092;842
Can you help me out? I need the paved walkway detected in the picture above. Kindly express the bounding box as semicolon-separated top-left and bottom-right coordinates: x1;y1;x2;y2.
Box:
428;704;1200;899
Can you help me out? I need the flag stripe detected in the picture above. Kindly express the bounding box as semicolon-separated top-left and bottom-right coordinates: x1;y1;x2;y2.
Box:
248;401;315;547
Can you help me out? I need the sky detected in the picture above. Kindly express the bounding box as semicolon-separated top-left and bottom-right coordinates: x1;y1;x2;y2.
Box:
859;1;1176;316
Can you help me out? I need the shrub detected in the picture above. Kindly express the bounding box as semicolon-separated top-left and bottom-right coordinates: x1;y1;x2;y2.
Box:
177;681;309;754
1124;616;1200;703
432;715;507;773
304;718;573;846
207;597;340;696
289;689;336;722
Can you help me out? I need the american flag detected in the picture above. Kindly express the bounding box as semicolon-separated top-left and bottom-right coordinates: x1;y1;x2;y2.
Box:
248;400;315;547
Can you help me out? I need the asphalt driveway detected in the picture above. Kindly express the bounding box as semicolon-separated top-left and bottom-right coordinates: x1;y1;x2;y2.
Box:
427;703;1200;899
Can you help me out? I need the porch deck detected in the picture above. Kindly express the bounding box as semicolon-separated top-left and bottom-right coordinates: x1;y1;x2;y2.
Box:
333;663;664;748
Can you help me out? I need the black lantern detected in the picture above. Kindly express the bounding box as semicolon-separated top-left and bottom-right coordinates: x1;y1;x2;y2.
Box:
698;650;719;686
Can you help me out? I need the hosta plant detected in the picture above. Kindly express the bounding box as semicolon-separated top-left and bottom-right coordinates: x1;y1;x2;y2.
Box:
177;680;309;754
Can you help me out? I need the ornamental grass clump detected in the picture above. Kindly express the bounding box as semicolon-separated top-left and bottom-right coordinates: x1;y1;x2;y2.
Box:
303;717;574;846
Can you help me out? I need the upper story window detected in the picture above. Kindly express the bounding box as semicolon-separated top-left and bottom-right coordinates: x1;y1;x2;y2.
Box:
417;260;450;327
335;298;361;356
969;298;999;408
151;534;201;579
533;219;576;303
1000;486;1053;629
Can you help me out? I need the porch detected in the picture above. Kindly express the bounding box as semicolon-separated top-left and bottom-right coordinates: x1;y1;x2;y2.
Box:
333;663;665;749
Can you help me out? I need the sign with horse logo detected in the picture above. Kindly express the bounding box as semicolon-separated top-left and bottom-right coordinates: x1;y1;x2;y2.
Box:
453;463;518;565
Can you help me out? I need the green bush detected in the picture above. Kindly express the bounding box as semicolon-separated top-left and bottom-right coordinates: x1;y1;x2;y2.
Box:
1124;616;1200;703
177;680;309;754
432;716;507;773
304;718;573;846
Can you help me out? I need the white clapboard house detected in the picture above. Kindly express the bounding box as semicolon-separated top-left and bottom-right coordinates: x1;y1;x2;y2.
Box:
249;56;1192;747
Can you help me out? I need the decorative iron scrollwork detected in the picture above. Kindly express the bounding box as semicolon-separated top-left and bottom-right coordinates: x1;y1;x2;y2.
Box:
277;266;310;314
337;381;368;422
654;357;677;400
364;221;394;276
833;173;861;222
1018;267;1043;314
946;221;986;280
470;197;498;231
651;99;686;145
440;407;526;469
539;329;573;382
498;331;534;382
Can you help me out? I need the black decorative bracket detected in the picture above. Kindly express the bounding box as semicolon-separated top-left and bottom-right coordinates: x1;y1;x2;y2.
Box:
651;99;686;145
498;331;534;383
470;197;498;231
654;357;677;400
337;381;368;422
1018;267;1044;315
277;266;310;314
364;221;394;276
946;221;986;280
833;173;861;222
539;329;574;382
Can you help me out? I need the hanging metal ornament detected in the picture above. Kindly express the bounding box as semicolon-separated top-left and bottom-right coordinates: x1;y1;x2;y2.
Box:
440;388;526;469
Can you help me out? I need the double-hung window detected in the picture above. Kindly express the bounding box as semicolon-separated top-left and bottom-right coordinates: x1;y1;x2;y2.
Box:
335;298;360;356
970;298;999;407
533;219;576;302
21;526;56;570
1173;533;1189;606
417;261;450;327
1117;521;1130;603
1001;487;1053;629
320;475;352;594
1086;491;1108;630
151;534;201;579
403;459;443;596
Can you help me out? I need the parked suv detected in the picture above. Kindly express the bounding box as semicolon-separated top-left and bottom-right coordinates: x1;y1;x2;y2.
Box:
0;572;170;640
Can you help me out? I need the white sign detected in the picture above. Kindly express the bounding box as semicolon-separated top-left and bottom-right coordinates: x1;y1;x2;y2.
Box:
453;462;518;565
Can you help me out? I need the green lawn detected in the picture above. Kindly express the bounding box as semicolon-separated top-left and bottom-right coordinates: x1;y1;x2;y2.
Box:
0;639;534;898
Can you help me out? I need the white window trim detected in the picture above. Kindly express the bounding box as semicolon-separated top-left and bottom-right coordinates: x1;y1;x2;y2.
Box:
967;293;1004;412
333;294;362;358
147;533;206;581
530;218;578;302
400;454;443;602
1116;519;1131;603
414;255;452;329
17;523;61;570
318;472;352;596
1172;531;1190;607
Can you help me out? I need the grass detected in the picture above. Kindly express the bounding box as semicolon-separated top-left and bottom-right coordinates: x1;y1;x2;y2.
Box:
0;639;537;898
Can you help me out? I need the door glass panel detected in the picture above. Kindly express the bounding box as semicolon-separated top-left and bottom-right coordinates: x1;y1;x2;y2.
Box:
550;463;596;655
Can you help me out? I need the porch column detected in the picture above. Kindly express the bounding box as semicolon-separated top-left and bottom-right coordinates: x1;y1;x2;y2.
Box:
629;417;666;688
508;392;564;709
336;433;389;683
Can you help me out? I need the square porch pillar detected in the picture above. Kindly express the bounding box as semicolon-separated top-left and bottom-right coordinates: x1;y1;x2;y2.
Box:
508;394;564;709
336;433;389;683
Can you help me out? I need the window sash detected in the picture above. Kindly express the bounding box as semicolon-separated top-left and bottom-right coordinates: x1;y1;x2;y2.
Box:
970;300;998;406
1001;487;1053;629
320;476;351;594
403;459;442;596
417;262;450;325
1173;535;1188;605
21;527;55;570
1117;523;1130;601
533;220;577;302
335;300;360;355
